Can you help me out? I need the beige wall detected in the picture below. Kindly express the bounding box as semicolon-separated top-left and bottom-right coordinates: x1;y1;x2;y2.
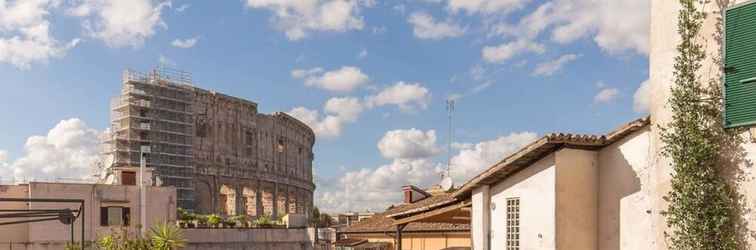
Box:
555;148;598;250
343;232;470;250
489;153;556;250
471;185;490;250
0;182;176;249
650;0;756;249
597;127;654;250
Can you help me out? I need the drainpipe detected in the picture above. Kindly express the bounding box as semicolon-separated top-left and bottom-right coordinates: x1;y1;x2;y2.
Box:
395;224;407;250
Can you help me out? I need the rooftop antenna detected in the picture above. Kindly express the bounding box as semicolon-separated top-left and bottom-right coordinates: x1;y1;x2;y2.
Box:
441;98;455;191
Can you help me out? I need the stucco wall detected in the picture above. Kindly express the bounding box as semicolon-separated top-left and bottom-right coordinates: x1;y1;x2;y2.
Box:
650;0;756;249
471;186;490;250
555;148;598;250
0;182;176;249
597;127;653;250
489;153;556;250
183;228;316;250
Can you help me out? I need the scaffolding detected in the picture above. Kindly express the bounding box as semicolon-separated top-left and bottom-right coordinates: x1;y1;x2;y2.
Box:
107;67;196;209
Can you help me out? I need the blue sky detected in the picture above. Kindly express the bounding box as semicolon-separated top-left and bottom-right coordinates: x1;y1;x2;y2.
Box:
0;0;649;212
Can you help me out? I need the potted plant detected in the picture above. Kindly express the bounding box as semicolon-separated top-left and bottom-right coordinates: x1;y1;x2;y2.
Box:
195;214;209;228
177;208;194;228
207;214;222;228
253;214;274;228
229;215;247;228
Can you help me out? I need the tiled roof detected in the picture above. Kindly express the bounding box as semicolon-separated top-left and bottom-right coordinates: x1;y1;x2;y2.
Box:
340;194;470;233
452;116;650;199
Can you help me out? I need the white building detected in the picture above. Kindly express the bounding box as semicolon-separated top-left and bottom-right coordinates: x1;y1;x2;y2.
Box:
417;1;756;249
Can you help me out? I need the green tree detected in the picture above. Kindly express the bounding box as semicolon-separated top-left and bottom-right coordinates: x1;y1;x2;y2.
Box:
661;0;742;249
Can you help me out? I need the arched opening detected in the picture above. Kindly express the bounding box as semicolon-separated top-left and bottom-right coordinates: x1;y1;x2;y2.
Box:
242;186;257;217
219;184;236;216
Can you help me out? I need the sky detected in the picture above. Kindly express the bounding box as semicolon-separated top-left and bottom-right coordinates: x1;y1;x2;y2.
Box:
0;0;650;213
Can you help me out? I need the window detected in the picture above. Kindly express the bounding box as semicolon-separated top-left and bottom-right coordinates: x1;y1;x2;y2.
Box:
506;198;520;250
100;206;130;226
725;1;756;127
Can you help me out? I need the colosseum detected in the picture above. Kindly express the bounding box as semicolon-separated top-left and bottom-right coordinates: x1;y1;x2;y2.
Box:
105;67;315;218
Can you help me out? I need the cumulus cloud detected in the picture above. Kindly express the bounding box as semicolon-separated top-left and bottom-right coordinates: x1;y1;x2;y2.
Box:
171;36;198;48
315;130;537;212
532;53;580;76
68;0;171;48
449;132;538;182
365;82;431;112
293;66;369;92
594;87;619;104
378;129;442;159
488;0;648;56
0;119;103;183
244;0;366;40
447;0;530;15
633;79;651;112
288;97;365;138
0;0;79;69
408;12;465;40
482;39;545;63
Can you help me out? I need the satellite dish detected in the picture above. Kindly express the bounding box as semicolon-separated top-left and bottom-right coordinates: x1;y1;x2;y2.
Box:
440;176;454;191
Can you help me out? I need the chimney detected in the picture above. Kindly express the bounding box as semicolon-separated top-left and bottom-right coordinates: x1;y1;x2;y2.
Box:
402;185;431;204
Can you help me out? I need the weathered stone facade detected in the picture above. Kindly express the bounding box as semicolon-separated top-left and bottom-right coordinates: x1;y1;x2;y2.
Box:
109;69;315;217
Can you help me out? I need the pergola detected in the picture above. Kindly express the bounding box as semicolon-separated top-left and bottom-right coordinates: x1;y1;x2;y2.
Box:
388;199;471;250
0;198;85;249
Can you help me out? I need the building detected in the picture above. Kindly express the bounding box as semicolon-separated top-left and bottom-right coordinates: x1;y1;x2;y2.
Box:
337;212;376;226
339;185;471;250
106;67;315;217
0;181;176;249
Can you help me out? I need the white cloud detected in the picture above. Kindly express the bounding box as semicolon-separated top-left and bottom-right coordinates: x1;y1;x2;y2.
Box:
288;97;365;138
633;79;651;112
293;66;369;92
450;132;537;182
69;0;170;48
315;130;537;212
532;53;580;76
171;36;198;48
447;0;530;15
482;39;544;63
0;0;79;69
366;82;431;112
244;0;365;40
0;119;103;183
158;54;176;67
324;97;364;122
316;158;443;212
489;0;649;55
378;129;442;160
408;12;465;40
175;4;190;12
357;48;367;59
594;87;619;104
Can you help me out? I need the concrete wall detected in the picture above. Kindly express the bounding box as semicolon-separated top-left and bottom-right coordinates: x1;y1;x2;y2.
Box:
555;148;598;250
597;127;653;250
0;182;176;249
183;228;316;250
650;0;756;249
489;154;556;250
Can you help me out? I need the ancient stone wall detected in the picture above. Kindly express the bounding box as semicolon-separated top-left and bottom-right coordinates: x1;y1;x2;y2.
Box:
191;89;315;217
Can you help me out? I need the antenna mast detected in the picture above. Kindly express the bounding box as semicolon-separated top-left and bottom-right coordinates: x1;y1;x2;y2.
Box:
446;99;455;178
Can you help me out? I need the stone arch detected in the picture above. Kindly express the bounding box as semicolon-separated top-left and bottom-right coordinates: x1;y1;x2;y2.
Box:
194;179;214;213
242;186;258;217
219;184;236;216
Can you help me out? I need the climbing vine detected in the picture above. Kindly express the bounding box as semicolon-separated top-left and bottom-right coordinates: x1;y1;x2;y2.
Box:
660;0;742;249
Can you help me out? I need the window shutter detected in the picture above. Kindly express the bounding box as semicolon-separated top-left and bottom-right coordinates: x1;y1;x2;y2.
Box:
123;207;131;226
100;207;108;226
725;2;756;127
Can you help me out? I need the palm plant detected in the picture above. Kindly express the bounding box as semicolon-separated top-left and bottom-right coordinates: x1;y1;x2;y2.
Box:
149;222;187;250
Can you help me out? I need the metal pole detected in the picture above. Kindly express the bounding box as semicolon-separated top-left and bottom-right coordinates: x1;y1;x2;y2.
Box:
140;146;149;236
81;202;85;249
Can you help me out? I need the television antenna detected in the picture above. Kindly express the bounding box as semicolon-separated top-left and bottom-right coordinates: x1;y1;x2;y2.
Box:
442;99;456;191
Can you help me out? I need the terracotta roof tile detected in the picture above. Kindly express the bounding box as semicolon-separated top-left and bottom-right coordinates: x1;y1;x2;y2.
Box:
341;194;469;233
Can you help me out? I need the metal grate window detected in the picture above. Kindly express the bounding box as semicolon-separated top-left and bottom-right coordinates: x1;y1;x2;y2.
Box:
506;198;520;250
